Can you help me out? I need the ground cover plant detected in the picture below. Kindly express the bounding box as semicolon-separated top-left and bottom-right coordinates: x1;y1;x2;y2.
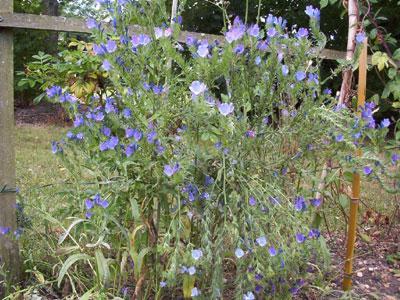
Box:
3;0;400;299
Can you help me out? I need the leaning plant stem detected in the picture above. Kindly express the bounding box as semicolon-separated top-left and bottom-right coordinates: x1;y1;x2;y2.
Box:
245;0;249;24
338;0;359;105
343;38;368;291
256;0;262;24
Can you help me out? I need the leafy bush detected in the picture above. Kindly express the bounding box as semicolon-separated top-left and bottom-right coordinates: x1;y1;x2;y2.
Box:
10;0;399;299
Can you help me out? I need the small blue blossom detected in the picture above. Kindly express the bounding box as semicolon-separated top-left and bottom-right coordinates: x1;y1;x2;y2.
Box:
188;266;196;275
305;5;320;20
235;248;245;258
192;249;203;260
310;198;322;207
85;199;94;210
295;233;306;243
266;27;277;38
86;18;98;29
147;131;157;144
106;40;117;53
46;85;62;98
281;65;289;76
102;59;112;71
335;134;344;142
363;166;373;176
243;291;255;300
249;196;256;206
294;196;307;212
125;143;139;157
268;246;277;256
122;108;132;118
218;103;234;116
234;44;245;55
256;236;267;247
295;71;306;82
255;56;261;65
164;163;180;177
247;24;260;37
93;44;106;56
381;118;390;128
197;40;209;58
190;81;207;96
99;136;119;151
102;127;111;137
205;175;214;186
0;226;11;235
191;287;200;297
160;281;167;288
356;32;366;44
225;17;246;43
296;28;309;39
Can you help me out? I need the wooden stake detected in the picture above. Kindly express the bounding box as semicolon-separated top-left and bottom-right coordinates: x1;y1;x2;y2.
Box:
343;38;368;291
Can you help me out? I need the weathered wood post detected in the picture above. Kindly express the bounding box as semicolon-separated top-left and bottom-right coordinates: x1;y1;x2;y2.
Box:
0;0;21;296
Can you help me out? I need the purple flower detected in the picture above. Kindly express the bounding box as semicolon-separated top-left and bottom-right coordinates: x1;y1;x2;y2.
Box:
191;287;200;297
86;18;98;29
197;41;209;58
186;35;197;46
257;40;268;51
147;131;157;144
125;143;139;157
243;291;255;300
249;196;256;206
192;249;203;260
335;134;344;142
296;28;309;39
234;44;245;55
154;27;164;39
363;166;372;176
294;196;307;212
295;71;306;82
102;127;111;137
308;228;320;239
310;198;322;207
66;131;75;139
106;40;117;53
102;59;112;71
235;248;245;258
85;199;94;210
164;163;180;177
46;85;62;98
122;108;132;118
93;44;106;56
381;118;390;128
256;236;267;247
225;18;246;43
94;112;104;122
218;103;234;116
295;233;306;243
266;27;277;38
268;246;277;256
99;136;119;151
125;128;135;138
0;226;11;235
247;24;260;37
305;5;320;20
282;65;289;76
94;194;109;208
205;175;214;186
188;266;196;275
131;129;142;141
190;81;207;96
391;153;399;164
255;56;262;65
152;85;163;95
73;116;84;128
160;281;167;288
76;133;84;140
356;32;366;44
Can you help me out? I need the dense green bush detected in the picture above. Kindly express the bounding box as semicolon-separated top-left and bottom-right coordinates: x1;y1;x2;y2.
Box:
8;0;399;299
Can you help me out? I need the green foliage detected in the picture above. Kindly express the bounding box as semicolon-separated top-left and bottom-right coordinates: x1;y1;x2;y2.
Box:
17;40;111;104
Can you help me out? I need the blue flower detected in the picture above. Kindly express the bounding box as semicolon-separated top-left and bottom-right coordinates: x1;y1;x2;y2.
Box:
268;246;277;256
249;196;256;206
392;153;399;165
234;44;245;55
46;85;62;98
281;65;289;76
323;88;332;95
94;194;109;208
125;143;139;157
164;163;180;177
152;85;163;95
266;27;277;38
125;128;135;138
191;287;200;297
99;136;119;151
308;228;320;239
335;134;344;142
305;5;320;20
256;236;267;247
294;196;307;212
363;166;372;176
218;103;234;116
205;175;214;186
190;81;207;96
247;24;260;37
106;40;117;53
101;127;111;137
192;249;203;260
85;199;94;210
51;141;62;154
147;131;157;144
197;40;209;58
243;291;255;300
160;281;167;288
295;71;306;82
296;28;309;39
381;118;390;128
86;18;98;29
225;17;246;43
255;56;261;65
93;43;106;56
122;108;132;118
356;32;366;44
0;226;11;235
295;233;306;243
76;133;84;140
235;248;245;258
102;59;112;71
310;198;322;207
188;266;196;275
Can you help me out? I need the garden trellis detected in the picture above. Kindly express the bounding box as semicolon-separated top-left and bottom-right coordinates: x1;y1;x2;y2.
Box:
0;0;369;295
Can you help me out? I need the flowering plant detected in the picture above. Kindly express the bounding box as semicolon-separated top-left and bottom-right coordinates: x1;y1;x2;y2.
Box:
28;0;400;298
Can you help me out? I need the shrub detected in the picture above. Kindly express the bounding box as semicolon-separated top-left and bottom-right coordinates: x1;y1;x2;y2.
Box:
13;0;399;299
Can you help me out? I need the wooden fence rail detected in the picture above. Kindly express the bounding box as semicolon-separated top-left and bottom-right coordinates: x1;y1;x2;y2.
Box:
0;1;367;295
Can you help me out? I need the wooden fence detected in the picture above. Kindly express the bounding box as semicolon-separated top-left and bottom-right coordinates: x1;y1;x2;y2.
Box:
0;0;365;294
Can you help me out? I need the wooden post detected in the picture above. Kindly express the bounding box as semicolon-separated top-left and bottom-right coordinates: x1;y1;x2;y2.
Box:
343;38;368;291
0;0;20;296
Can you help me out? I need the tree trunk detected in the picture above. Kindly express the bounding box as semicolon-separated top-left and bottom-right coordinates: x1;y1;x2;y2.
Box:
338;0;359;105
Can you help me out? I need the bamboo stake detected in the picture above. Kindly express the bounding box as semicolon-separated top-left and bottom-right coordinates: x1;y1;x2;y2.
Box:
343;37;368;291
338;0;359;105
